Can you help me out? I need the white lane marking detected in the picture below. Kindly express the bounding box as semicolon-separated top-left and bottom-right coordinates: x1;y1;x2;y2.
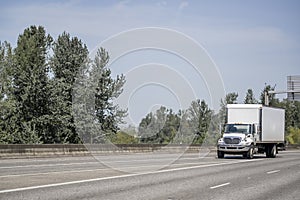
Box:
266;170;280;174
0;155;213;169
0;168;108;178
0;157;207;169
210;182;231;189
0;161;232;178
95;156;211;163
0;161;99;169
0;158;264;194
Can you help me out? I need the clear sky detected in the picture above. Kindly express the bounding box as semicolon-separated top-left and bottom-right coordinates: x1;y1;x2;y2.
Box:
1;0;299;125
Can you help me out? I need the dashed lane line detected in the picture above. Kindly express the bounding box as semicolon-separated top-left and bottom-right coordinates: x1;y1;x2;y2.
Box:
210;182;231;189
0;158;263;194
266;170;280;174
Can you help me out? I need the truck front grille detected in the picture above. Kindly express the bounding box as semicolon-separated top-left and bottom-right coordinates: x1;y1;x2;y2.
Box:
224;137;241;144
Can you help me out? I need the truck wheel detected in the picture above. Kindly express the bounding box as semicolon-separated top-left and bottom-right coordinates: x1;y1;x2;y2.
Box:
246;146;254;159
217;150;224;158
270;145;277;158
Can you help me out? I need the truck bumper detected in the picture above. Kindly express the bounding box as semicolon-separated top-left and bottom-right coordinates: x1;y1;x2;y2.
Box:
217;145;251;153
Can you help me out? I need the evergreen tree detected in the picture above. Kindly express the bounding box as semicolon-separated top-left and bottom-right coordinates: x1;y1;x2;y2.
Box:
0;41;13;100
278;99;300;131
11;26;52;143
49;32;88;143
138;112;156;143
160;109;180;143
244;89;258;104
138;107;167;143
219;92;238;127
260;84;279;106
74;48;127;143
0;41;15;143
92;48;127;142
138;100;213;145
205;113;221;145
224;92;238;104
188;99;212;144
138;106;181;144
175;110;194;144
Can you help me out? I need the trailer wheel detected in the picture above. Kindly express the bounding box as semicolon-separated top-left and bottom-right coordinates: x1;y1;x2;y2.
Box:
270;145;277;158
266;145;276;158
246;146;254;159
217;150;224;158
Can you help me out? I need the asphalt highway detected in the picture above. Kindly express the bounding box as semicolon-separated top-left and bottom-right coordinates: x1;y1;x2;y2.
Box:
0;150;299;200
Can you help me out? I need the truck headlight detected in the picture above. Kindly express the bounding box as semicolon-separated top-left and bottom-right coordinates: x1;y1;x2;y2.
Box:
218;138;224;144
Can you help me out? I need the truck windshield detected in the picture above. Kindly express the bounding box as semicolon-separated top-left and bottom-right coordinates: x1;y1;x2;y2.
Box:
225;124;251;134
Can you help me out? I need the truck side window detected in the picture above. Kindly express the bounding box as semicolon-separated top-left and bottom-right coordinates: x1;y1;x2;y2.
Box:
252;124;256;134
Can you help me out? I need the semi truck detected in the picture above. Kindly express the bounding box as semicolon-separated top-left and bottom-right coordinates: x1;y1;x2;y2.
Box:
217;104;285;159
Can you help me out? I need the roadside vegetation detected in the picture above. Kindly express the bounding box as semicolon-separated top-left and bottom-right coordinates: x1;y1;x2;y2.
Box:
0;25;299;145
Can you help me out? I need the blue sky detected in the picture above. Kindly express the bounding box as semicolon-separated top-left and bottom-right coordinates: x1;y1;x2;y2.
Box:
1;0;300;125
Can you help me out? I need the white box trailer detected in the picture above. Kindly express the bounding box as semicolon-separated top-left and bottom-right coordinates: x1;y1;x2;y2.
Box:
217;104;285;159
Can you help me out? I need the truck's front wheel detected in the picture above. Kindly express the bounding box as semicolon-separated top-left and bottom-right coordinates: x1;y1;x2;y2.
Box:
246;145;254;159
217;150;224;158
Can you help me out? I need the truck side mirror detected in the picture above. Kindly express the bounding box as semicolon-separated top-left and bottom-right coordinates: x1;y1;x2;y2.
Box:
257;126;261;134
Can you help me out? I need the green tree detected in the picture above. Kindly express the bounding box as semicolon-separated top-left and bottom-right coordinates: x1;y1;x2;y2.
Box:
93;48;127;142
260;84;279;106
175;110;194;144
0;41;15;143
224;92;238;104
219;92;239;129
244;89;258;104
11;26;52;143
286;127;300;144
49;32;89;143
138;106;168;143
0;41;13;99
278;99;300;131
138;101;213;145
205;113;221;145
188;99;212;144
138;112;156;143
110;131;138;144
75;48;127;143
138;106;182;144
160;109;180;143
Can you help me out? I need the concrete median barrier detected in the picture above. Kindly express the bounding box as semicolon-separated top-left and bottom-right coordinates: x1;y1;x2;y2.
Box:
0;144;218;158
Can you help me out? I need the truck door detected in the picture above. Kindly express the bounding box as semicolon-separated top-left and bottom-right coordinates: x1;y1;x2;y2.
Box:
252;124;257;145
255;124;261;143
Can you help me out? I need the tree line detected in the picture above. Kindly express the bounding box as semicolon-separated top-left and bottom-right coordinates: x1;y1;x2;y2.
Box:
0;26;125;144
134;88;300;145
103;81;300;146
1;25;299;144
